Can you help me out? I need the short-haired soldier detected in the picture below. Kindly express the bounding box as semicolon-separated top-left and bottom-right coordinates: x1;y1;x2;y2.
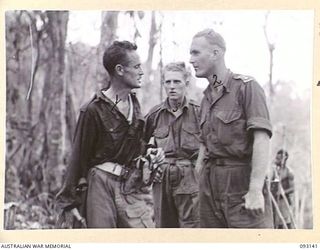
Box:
56;41;164;228
144;62;200;228
190;29;273;228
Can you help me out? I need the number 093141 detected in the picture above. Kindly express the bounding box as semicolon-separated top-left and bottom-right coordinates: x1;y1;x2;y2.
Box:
299;244;318;248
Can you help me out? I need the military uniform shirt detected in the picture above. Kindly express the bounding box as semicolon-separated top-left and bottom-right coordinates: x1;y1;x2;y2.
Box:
144;97;200;159
56;90;145;210
200;70;272;159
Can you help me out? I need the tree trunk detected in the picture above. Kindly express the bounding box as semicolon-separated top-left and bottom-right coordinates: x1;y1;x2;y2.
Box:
35;11;69;193
5;11;32;202
263;12;275;100
146;11;157;74
96;11;119;89
141;11;159;107
63;47;77;166
5;11;69;229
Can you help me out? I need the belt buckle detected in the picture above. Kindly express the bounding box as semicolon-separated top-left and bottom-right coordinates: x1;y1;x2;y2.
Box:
112;163;119;173
120;167;130;180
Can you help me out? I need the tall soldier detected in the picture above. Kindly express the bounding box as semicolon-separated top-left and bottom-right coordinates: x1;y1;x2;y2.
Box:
189;29;273;228
144;62;200;228
56;41;164;228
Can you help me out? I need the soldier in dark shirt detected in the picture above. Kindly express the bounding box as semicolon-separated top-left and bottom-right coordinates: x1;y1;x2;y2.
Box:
56;41;164;228
189;29;273;228
145;62;200;227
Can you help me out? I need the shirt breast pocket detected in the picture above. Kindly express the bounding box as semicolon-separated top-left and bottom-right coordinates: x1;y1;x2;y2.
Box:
215;110;246;146
106;123;127;145
154;126;169;150
181;122;200;152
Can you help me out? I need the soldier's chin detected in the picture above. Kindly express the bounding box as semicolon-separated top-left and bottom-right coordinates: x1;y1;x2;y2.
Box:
135;81;142;88
195;71;205;78
168;95;179;101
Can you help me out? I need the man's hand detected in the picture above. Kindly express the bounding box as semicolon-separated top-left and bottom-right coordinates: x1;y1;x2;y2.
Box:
145;147;165;184
153;164;164;183
71;208;87;228
147;147;165;164
242;190;265;217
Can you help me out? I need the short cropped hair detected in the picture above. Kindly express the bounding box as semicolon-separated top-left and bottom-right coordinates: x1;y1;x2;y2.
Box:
103;41;137;75
193;28;226;51
163;62;190;82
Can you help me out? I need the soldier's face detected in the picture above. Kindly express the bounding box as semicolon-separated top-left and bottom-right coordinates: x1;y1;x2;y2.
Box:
122;51;144;89
275;153;287;166
189;36;215;78
163;71;187;102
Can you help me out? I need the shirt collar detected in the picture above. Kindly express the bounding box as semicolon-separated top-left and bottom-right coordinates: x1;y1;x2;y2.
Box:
223;69;232;92
203;69;232;98
161;96;190;111
96;89;111;103
95;89;142;121
96;89;135;105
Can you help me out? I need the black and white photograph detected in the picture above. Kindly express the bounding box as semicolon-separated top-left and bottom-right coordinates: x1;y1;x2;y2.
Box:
4;10;313;232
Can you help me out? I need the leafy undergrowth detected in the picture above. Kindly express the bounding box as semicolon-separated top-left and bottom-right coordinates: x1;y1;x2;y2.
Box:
5;193;57;230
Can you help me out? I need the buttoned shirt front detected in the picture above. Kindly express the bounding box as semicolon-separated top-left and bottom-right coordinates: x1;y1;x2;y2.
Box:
57;90;145;210
199;70;272;160
144;97;200;159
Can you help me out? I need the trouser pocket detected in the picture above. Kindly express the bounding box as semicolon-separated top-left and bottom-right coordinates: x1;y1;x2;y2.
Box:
169;165;182;188
175;165;199;195
118;192;155;228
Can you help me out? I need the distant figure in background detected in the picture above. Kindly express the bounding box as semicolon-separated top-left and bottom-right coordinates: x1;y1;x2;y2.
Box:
271;149;295;229
144;62;200;228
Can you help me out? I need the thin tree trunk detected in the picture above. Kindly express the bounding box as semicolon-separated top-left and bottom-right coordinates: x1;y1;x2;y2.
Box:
96;11;119;89
142;11;159;106
263;12;275;100
36;11;69;193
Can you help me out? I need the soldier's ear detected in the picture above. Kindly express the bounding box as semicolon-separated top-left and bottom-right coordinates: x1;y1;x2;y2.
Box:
213;48;221;57
212;45;224;59
115;64;124;76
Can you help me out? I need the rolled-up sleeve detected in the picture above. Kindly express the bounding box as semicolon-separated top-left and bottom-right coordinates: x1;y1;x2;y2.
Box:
244;80;272;138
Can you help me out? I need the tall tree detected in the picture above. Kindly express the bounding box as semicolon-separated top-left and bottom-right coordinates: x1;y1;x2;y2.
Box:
140;11;161;113
5;11;69;229
96;11;119;89
5;11;46;201
45;11;69;190
6;10;69;195
263;11;275;100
